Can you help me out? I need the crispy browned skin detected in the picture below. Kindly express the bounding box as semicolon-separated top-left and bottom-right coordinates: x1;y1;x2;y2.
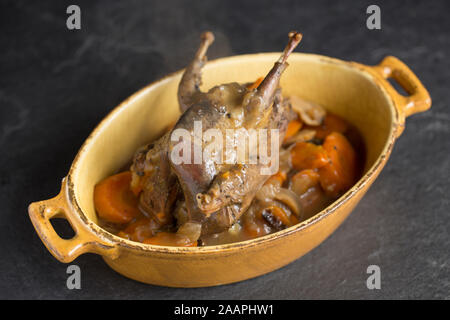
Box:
132;31;302;236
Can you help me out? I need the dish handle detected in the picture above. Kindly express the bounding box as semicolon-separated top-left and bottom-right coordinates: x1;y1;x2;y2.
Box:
370;56;431;136
28;178;120;263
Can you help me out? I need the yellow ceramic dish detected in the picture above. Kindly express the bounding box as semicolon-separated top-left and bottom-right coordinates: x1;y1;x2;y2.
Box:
28;53;430;287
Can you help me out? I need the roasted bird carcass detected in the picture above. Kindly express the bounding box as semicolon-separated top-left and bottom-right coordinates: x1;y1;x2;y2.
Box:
130;31;303;240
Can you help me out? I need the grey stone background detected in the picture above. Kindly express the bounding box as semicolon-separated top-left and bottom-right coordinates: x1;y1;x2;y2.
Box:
0;0;448;299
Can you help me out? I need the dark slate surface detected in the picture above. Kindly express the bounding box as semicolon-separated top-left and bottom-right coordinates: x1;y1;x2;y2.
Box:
1;0;449;299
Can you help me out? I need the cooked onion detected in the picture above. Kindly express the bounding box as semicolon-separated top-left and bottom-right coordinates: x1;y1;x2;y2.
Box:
289;170;320;196
273;188;303;219
255;183;280;203
256;181;303;219
177;222;202;242
228;222;242;235
278;148;292;173
283;129;316;147
289;95;326;126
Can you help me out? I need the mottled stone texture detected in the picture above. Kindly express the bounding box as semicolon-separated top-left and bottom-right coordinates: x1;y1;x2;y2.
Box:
0;0;448;299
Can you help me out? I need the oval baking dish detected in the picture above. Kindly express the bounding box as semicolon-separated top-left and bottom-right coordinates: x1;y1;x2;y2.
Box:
29;53;430;287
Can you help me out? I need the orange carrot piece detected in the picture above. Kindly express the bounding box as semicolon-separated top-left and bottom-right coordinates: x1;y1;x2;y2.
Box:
283;119;303;142
309;113;349;139
94;171;140;224
318;132;357;198
290;141;329;171
143;232;197;247
246;77;264;90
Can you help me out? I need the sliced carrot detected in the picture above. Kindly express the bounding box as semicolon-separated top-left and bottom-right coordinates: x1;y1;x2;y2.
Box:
246;77;264;90
290;169;320;195
283;119;303;142
318;132;357;198
94;171;140;224
309;113;349;139
290;141;329;171
143;232;197;247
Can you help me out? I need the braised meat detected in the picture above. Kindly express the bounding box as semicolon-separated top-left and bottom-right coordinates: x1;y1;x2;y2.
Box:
131;31;303;237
